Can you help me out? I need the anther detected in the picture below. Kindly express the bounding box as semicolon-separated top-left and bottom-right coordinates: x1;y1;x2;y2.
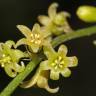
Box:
58;56;62;61
30;34;33;37
52;63;55;66
60;61;64;64
55;60;58;64
30;40;34;43
2;54;5;57
54;66;58;70
1;63;4;67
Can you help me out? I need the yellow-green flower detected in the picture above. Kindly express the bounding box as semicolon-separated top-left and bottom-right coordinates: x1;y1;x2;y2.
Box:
38;3;73;35
20;68;59;93
0;40;25;77
16;23;51;53
40;44;78;80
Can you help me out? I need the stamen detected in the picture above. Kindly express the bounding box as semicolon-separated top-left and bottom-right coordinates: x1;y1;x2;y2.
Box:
30;40;34;43
58;56;62;61
51;56;65;70
1;63;4;67
60;61;64;64
35;41;38;44
2;54;5;57
35;34;40;38
59;64;63;68
35;34;38;37
8;61;11;63
55;60;58;63
37;40;41;45
30;33;41;45
37;34;40;38
54;66;58;70
52;63;55;66
30;34;33;37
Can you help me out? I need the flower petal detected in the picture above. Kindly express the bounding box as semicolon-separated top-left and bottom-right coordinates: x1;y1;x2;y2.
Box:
4;64;17;77
30;44;40;53
10;50;25;62
43;44;56;59
63;11;71;18
53;12;66;25
5;40;15;48
50;70;59;80
48;3;58;19
15;38;28;48
67;56;78;67
41;27;51;38
63;21;73;33
20;68;41;88
17;25;32;38
40;60;49;70
61;68;71;77
0;43;3;51
13;62;25;72
32;23;40;34
58;45;68;56
45;85;59;93
37;76;47;88
2;44;12;56
38;15;51;26
37;76;59;93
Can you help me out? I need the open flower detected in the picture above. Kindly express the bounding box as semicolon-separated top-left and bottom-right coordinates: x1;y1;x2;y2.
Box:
16;23;51;53
0;40;26;77
40;44;78;80
38;3;73;35
20;68;59;93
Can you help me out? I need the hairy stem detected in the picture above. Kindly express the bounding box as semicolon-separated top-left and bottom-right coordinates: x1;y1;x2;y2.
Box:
52;25;96;47
0;25;96;96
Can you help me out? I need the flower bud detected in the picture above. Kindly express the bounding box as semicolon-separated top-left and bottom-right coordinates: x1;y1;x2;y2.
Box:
77;6;96;22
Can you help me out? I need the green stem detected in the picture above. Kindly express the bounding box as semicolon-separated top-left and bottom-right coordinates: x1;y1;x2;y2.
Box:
0;25;96;96
52;25;96;48
0;59;41;96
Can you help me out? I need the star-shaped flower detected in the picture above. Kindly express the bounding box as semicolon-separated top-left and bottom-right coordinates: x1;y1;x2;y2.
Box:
38;3;73;35
40;44;78;80
20;68;59;93
16;23;51;53
0;40;26;77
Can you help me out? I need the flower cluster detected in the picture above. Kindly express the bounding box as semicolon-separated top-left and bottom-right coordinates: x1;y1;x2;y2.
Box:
0;2;78;94
14;2;78;93
0;40;26;77
21;44;78;93
15;3;73;54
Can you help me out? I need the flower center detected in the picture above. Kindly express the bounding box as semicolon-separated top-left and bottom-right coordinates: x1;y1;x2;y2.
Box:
0;54;11;67
51;56;65;70
30;33;41;45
